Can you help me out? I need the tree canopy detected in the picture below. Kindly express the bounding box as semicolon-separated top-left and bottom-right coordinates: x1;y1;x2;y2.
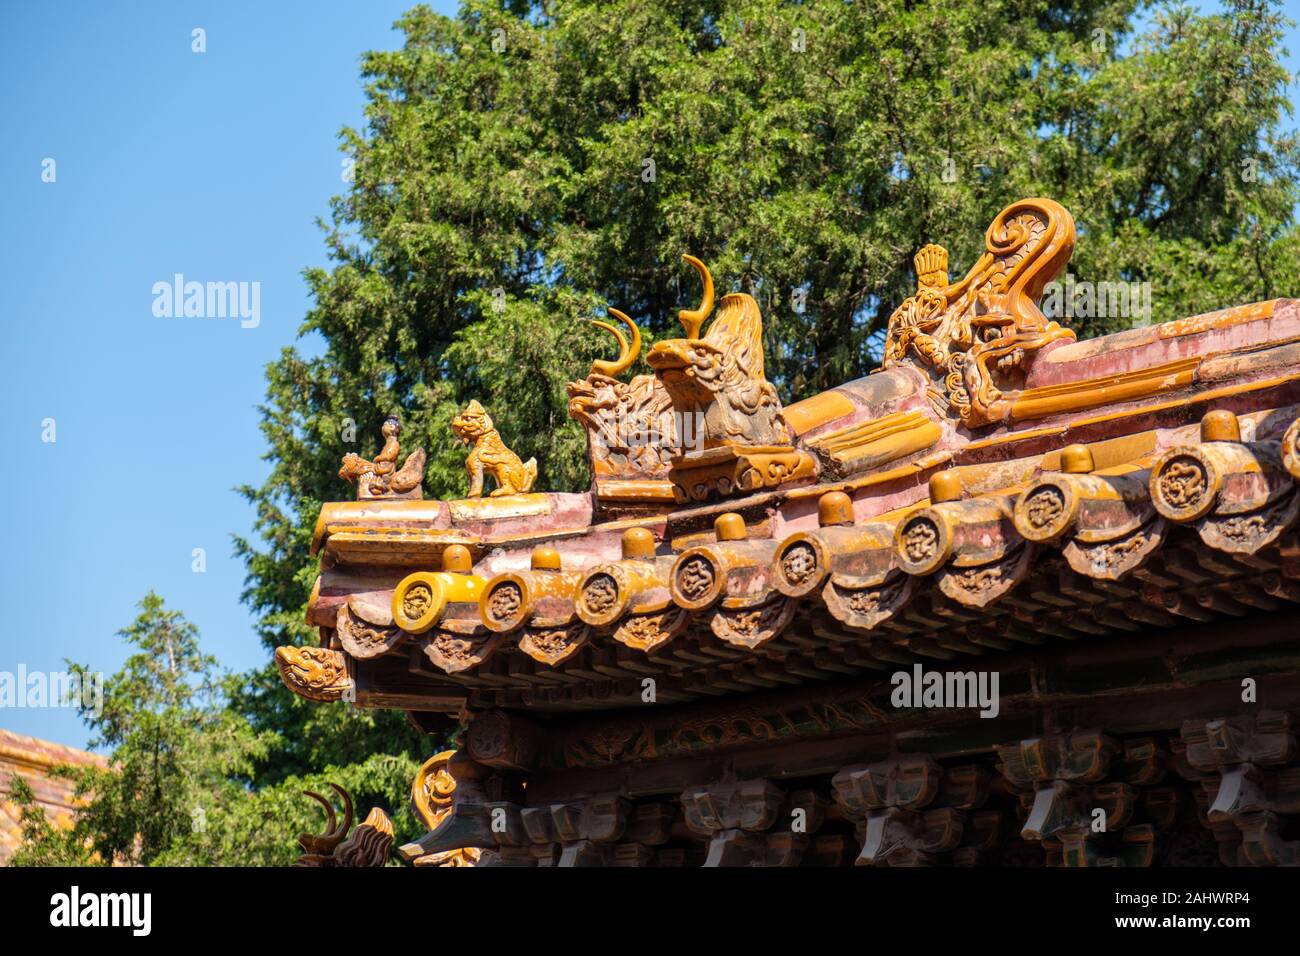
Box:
9;593;418;866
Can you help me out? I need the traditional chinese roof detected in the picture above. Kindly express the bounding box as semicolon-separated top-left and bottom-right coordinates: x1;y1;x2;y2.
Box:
0;729;105;865
279;198;1300;728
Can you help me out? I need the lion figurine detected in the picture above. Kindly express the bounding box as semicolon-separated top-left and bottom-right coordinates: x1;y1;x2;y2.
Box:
449;400;538;497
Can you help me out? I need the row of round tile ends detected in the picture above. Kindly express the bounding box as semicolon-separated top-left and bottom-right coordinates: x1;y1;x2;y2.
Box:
387;410;1300;654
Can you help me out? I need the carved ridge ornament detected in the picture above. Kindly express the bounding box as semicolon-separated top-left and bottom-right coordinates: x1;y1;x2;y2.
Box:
647;256;818;501
274;645;351;702
410;750;481;867
296;783;393;867
883;198;1077;427
450;400;538;497
567;308;680;483
338;416;426;499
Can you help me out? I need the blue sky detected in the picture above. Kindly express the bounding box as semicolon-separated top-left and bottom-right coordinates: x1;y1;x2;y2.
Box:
1;0;1298;750
0;0;456;748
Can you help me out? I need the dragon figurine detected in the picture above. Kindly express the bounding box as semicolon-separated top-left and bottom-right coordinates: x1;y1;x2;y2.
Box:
644;256;816;502
647;255;791;449
338;416;427;499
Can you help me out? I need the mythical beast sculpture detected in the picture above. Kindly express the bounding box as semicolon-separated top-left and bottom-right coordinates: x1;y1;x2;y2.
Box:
646;256;816;502
450;400;538;498
646;255;792;449
567;307;679;487
338;416;426;499
295;783;394;867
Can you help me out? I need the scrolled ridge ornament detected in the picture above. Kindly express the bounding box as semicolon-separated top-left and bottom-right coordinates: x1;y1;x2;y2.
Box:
410;750;481;867
882;198;1077;427
567;306;680;487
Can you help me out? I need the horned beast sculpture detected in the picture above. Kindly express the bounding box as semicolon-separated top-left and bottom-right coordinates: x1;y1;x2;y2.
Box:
567;307;679;482
567;255;815;503
647;255;791;449
295;783;394;867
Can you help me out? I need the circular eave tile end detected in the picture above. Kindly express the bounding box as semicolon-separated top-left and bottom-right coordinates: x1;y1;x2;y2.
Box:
894;509;953;576
1014;480;1078;543
773;534;827;597
1149;448;1219;522
480;574;531;632
671;549;726;610
392;571;447;634
576;568;629;627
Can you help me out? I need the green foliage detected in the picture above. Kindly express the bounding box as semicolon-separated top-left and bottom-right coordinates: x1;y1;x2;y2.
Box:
48;593;276;865
6;774;93;867
233;0;1299;784
11;594;420;867
152;752;420;867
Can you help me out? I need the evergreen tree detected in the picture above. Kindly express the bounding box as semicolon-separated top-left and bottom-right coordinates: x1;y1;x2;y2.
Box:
11;593;419;866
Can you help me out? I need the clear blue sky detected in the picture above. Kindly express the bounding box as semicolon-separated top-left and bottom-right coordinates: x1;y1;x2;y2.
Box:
0;0;456;749
0;1;1297;750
